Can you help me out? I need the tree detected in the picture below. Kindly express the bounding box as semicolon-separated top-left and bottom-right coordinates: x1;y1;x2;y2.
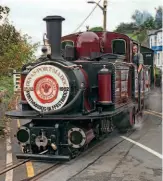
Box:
142;17;155;30
0;5;10;20
89;26;103;32
132;10;153;27
155;6;162;29
113;6;162;45
114;22;137;33
0;5;39;75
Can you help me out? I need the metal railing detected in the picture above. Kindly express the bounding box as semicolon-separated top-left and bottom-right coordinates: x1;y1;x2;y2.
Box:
13;70;21;93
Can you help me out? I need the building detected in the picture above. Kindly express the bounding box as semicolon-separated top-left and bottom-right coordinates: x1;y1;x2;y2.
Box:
148;28;163;68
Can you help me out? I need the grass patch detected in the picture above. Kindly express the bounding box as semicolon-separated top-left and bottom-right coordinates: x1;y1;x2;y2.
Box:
0;75;14;133
0;75;14;95
126;33;138;41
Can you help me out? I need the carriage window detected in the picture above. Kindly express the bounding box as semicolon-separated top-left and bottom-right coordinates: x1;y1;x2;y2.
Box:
112;39;126;55
61;41;74;49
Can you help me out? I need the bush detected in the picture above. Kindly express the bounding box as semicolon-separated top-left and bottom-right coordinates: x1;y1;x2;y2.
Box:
0;5;39;75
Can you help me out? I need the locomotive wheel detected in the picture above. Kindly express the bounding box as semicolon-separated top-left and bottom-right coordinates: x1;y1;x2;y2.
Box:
94;123;101;140
129;108;135;127
118;108;135;133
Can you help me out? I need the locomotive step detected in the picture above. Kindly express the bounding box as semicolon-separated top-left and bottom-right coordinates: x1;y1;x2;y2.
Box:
16;153;70;161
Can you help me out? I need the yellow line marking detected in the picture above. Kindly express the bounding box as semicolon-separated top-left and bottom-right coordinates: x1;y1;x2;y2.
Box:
16;119;35;177
17;119;21;129
143;111;162;119
25;162;35;178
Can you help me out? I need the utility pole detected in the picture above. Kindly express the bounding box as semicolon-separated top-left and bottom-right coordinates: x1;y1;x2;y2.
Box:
87;0;108;31
103;0;107;31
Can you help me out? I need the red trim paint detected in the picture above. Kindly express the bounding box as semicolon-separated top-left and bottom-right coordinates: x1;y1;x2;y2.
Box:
21;74;26;101
129;109;135;126
128;71;131;98
33;75;59;104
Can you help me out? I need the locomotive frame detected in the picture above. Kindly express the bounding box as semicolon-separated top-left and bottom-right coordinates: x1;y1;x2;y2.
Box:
5;15;154;161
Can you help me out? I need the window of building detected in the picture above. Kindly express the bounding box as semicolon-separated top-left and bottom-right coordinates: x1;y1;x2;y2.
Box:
112;39;126;55
150;38;152;47
158;53;160;65
154;35;157;46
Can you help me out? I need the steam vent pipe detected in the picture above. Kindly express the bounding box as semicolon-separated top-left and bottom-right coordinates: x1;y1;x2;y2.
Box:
43;15;65;60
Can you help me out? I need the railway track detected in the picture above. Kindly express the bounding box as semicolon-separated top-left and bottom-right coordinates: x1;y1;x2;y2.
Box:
21;162;60;181
0;150;48;176
144;109;162;118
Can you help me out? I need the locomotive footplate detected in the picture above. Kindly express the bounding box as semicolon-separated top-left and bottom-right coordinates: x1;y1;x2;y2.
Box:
16;153;70;161
6;102;135;120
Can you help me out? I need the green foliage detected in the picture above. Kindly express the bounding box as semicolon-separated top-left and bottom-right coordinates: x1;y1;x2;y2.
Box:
114;5;162;44
0;76;13;96
114;23;137;33
155;6;162;29
142;17;156;30
126;33;138;41
89;26;103;32
0;5;10;20
0;5;39;75
0;75;14;133
0;20;21;55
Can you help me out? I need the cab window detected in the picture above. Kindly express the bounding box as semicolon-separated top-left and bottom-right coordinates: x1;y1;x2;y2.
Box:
112;39;126;55
61;40;74;49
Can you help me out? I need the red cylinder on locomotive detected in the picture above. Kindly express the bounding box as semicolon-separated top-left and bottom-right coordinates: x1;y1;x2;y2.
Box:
98;65;112;105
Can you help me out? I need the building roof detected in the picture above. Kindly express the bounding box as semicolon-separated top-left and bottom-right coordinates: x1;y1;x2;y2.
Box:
147;28;162;36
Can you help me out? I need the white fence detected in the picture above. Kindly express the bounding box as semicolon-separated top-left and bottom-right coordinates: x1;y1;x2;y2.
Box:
13;70;21;93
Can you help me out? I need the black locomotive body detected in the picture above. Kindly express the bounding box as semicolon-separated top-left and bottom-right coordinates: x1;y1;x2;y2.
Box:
5;15;153;161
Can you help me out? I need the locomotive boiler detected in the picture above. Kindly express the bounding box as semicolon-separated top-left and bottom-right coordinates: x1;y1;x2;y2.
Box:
5;15;152;161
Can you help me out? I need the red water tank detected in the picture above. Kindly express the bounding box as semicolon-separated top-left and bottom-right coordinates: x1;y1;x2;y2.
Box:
98;65;112;105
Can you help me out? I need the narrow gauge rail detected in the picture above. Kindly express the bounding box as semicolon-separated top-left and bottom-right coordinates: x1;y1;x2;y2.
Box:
144;110;162;118
0;150;48;176
22;163;60;181
146;110;162;116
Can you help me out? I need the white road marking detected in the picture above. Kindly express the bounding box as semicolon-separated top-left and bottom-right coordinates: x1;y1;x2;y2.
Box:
5;122;13;181
5;96;20;181
121;136;163;159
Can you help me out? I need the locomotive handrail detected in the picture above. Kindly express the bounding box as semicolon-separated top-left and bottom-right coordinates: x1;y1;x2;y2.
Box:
115;61;151;69
93;61;116;70
39;88;84;115
32;60;82;70
90;53;126;61
115;61;135;67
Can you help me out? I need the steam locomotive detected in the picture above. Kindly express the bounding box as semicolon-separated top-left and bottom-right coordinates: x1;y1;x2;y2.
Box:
5;15;154;161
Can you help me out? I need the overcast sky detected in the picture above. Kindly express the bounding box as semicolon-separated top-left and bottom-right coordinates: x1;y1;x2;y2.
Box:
1;0;162;55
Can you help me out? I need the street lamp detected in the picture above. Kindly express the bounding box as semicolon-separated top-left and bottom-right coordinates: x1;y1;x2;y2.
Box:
87;0;107;31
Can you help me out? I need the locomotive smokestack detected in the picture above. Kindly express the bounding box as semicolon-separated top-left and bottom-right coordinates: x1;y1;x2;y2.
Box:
43;15;65;60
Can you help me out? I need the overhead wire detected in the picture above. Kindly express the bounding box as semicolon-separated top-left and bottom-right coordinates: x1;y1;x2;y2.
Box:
73;0;102;33
72;0;148;33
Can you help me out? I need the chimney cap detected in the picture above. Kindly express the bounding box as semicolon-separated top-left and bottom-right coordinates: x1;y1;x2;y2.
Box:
43;15;65;22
